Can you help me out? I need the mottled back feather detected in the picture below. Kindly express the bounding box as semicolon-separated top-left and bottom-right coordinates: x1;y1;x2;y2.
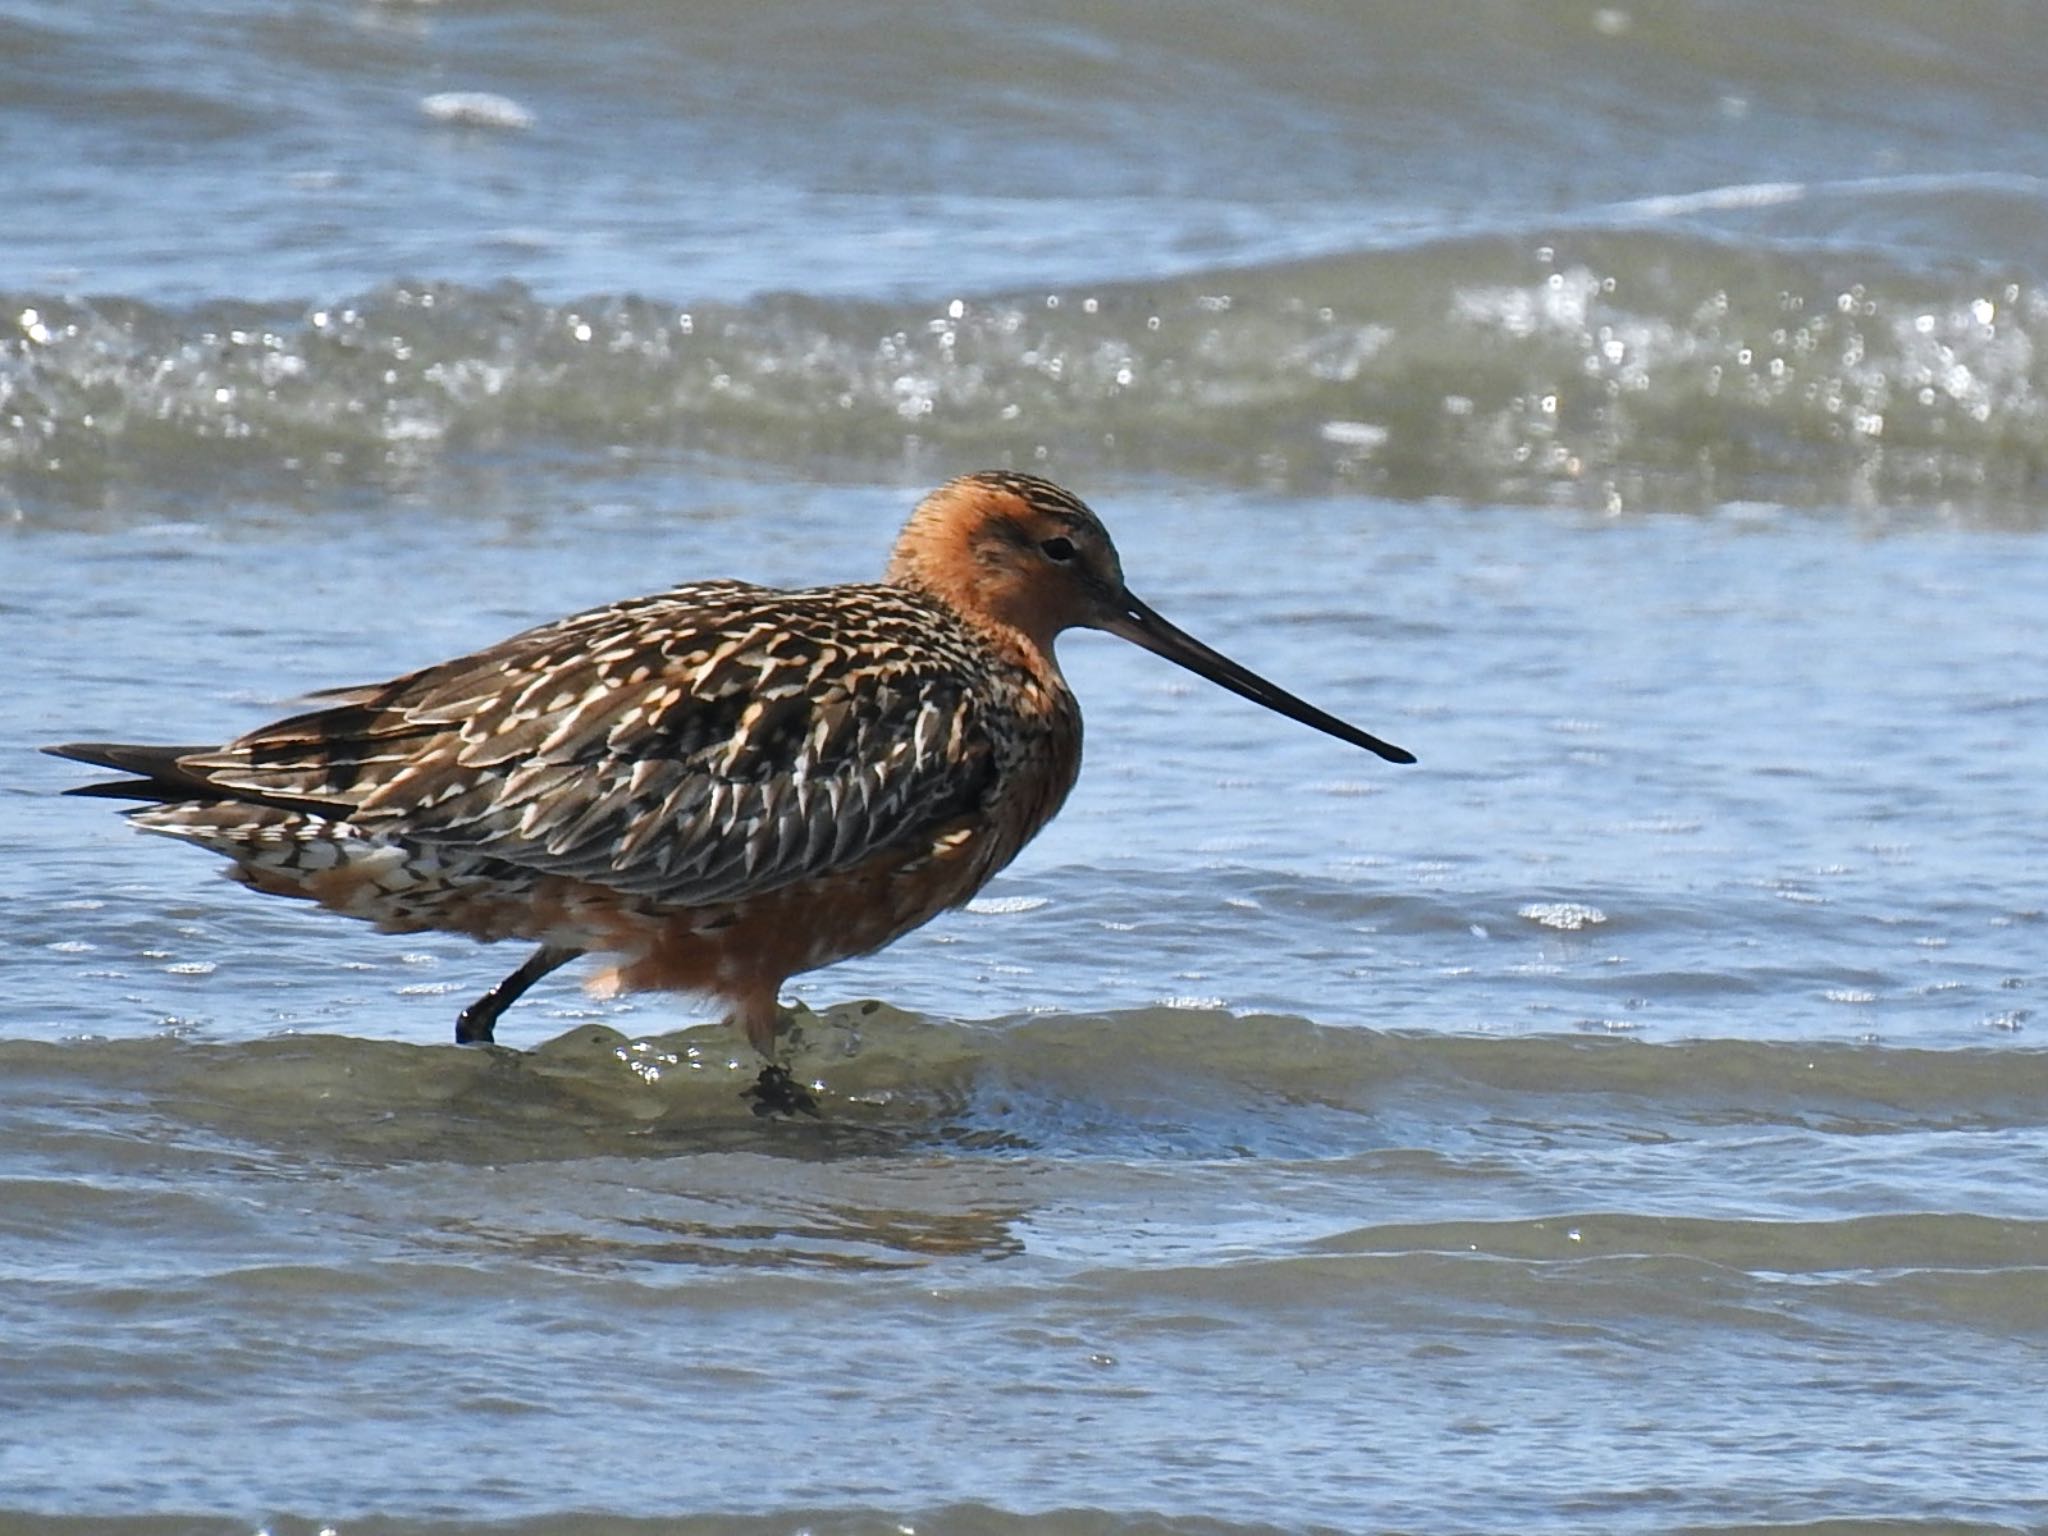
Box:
173;579;1014;906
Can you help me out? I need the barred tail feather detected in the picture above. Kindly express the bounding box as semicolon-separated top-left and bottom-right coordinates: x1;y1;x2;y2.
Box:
44;741;343;816
44;741;225;804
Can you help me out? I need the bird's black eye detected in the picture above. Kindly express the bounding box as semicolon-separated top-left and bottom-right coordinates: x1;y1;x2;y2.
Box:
1040;536;1076;562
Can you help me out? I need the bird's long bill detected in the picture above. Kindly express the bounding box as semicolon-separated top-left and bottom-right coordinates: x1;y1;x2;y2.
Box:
1102;591;1416;764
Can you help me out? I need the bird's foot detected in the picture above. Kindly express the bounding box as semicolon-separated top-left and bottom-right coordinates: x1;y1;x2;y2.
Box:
743;1063;821;1119
454;1004;495;1046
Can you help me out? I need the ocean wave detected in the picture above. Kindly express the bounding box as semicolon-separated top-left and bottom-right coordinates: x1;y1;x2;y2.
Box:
5;1008;2042;1167
5;224;2045;518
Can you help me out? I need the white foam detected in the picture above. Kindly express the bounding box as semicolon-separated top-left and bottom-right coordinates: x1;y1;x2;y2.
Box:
419;92;535;132
1518;901;1608;931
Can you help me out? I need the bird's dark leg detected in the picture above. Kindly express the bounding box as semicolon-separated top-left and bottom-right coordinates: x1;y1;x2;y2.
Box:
745;1062;821;1118
455;944;584;1044
734;999;820;1117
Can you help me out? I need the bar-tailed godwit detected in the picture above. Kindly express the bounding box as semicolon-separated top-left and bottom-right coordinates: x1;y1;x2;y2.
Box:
50;473;1412;1101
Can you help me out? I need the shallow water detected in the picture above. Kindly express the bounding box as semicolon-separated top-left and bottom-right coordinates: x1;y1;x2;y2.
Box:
5;2;2048;1533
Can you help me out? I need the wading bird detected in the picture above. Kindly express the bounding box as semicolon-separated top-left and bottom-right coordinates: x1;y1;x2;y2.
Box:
51;473;1412;1106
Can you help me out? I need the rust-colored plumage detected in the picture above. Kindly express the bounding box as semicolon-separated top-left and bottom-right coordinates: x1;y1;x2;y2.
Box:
50;473;1412;1065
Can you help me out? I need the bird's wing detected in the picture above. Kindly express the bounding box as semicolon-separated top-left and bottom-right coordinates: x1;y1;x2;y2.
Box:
179;581;1002;905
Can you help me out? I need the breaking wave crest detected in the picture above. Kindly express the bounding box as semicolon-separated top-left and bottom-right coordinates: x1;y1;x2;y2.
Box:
8;224;2046;518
